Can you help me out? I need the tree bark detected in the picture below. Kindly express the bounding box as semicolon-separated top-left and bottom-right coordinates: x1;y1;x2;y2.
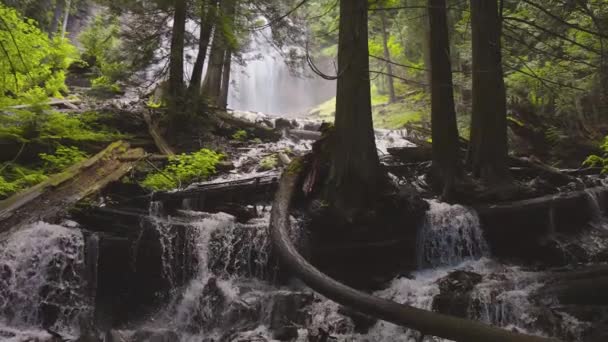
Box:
380;7;396;103
188;0;217;97
428;0;461;199
469;0;511;184
218;50;232;109
168;0;187;102
60;0;71;39
328;0;382;218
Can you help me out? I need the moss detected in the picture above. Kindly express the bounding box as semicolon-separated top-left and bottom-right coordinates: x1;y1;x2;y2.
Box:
287;157;304;175
258;154;279;171
140;149;224;191
232;129;248;141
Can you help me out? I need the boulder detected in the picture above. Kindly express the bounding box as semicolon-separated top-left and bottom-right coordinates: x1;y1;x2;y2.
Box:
269;292;314;340
432;271;483;318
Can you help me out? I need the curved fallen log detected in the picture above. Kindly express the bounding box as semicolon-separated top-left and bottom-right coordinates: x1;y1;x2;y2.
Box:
269;170;557;342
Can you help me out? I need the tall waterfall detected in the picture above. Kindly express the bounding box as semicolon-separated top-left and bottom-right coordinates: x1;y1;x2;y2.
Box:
227;26;335;116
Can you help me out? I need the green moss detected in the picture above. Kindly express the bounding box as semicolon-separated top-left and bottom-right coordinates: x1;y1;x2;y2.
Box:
232;130;248;141
258;154;279;171
287;157;304;175
39;146;89;173
141;149;224;191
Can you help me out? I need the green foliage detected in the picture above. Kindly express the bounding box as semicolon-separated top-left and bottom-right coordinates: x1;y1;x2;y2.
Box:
258;154;279;171
39;145;88;173
584;137;608;172
0;164;48;199
0;4;77;106
79;13;128;92
141;149;224;191
232;130;248;141
0;109;122;146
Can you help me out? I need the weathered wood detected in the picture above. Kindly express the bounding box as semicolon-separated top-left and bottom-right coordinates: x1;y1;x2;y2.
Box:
474;186;606;216
543;265;608;305
0;141;145;235
269;169;556;342
143;112;175;156
3;98;82;110
387;146;433;162
510;156;575;185
288;129;322;141
152;174;279;203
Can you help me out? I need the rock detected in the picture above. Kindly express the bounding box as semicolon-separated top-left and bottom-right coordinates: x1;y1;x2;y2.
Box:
337;306;377;333
274;118;296;130
432;271;483;318
131;329;179;342
269;292;314;340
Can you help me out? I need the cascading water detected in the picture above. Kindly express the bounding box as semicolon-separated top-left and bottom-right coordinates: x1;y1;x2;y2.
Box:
417;200;489;268
0;222;90;338
227;25;334;116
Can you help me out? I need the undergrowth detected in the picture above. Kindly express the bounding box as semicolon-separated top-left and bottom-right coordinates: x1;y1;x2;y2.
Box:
141;149;224;191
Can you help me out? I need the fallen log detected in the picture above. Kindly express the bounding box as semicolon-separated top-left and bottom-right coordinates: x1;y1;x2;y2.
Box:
3;98;82;110
287;129;322;141
0;141;145;235
269;169;556;342
387;146;432;162
152;174;279;212
143;112;175;156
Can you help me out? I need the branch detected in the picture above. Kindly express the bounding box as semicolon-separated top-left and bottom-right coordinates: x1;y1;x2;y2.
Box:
520;0;608;39
369;54;428;72
369;70;428;88
503;16;601;55
249;0;309;31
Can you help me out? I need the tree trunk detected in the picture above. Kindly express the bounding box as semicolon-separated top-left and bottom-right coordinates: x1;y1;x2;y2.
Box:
428;0;461;199
218;50;232;109
380;8;396;103
328;0;382;218
188;0;217;97
60;0;71;39
168;0;187;102
49;2;64;38
468;0;511;184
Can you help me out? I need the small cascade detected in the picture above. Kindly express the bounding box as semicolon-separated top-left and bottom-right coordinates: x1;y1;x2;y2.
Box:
417;200;490;268
584;188;606;228
0;222;90;335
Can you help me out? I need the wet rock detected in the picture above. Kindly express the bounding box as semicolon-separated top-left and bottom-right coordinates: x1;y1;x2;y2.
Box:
269;292;314;340
337;306;377;333
131;329;179;342
432;270;483;318
187;277;226;333
274;118;297;130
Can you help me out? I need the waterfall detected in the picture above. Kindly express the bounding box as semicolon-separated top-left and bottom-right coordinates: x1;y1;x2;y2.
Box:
0;222;90;335
227;25;334;116
584;188;606;228
417;200;490;268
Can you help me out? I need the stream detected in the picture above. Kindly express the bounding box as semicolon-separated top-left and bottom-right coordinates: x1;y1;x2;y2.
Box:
0;114;606;342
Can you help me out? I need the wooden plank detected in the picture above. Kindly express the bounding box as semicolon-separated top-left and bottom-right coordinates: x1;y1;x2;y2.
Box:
0;141;145;235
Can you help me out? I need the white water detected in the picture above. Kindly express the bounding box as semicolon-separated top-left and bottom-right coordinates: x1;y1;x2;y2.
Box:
417;200;490;268
0;222;90;337
227;25;334;116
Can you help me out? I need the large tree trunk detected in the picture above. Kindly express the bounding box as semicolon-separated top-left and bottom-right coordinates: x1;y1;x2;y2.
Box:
380;8;396;103
328;0;382;218
188;0;217;97
168;0;187;102
428;0;461;199
49;2;64;37
218;50;232;109
468;0;511;184
201;32;225;106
